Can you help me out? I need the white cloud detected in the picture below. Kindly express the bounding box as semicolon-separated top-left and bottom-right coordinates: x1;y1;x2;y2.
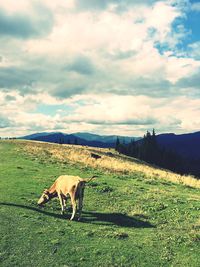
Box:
61;94;200;135
0;0;31;14
0;0;200;137
188;41;200;59
191;2;200;12
24;0;184;56
165;55;200;82
1;92;200;137
23;0;199;85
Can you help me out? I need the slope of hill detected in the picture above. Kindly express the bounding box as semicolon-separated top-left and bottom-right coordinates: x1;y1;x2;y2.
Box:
156;131;200;159
0;140;199;267
21;140;200;188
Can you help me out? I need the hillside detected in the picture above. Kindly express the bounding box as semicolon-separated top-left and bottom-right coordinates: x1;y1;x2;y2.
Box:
20;131;200;175
21;140;200;188
122;131;200;177
0;140;200;267
156;131;200;160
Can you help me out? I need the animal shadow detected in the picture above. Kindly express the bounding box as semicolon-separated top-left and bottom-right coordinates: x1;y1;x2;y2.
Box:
0;202;154;228
80;210;154;228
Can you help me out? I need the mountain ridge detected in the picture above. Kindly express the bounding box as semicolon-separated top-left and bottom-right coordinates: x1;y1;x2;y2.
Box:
19;131;140;148
19;130;200;161
156;131;200;160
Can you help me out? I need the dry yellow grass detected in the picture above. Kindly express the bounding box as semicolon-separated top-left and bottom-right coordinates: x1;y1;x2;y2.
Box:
14;140;200;189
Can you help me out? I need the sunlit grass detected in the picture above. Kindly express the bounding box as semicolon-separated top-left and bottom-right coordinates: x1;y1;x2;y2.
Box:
19;140;200;189
0;140;199;267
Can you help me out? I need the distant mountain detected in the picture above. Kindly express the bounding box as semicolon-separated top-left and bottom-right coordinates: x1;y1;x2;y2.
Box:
73;132;140;144
20;132;140;148
28;133;81;145
156;131;200;160
19;132;58;140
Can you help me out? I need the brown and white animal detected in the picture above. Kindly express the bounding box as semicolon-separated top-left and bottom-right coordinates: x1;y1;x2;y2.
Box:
37;175;96;220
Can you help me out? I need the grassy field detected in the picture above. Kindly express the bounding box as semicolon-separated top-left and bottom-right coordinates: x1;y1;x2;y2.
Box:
0;140;199;267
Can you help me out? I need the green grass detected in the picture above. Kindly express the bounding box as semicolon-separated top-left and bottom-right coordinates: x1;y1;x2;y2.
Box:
0;141;199;267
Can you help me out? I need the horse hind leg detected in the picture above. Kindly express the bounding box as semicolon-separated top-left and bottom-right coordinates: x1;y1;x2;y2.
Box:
70;198;77;220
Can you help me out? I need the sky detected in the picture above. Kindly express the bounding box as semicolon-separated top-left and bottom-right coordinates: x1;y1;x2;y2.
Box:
0;0;200;137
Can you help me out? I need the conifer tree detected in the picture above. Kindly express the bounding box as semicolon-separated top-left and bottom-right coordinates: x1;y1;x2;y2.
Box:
115;137;120;151
74;137;78;145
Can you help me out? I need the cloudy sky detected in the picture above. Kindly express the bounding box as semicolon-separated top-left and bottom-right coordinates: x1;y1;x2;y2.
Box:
0;0;200;137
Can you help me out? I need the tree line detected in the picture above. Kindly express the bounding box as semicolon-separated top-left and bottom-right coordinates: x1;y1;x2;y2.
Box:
59;136;78;145
115;129;199;177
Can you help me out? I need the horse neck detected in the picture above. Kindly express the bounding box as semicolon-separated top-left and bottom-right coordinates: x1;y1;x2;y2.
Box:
48;182;57;198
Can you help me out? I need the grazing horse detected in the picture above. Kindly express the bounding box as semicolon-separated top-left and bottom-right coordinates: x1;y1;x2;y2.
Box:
37;175;96;220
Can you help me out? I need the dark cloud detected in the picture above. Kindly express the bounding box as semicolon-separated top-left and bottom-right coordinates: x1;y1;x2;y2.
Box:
65;117;158;125
168;118;182;126
0;5;53;39
52;86;86;99
175;69;200;90
112;77;172;98
51;74;178;100
0;115;13;128
107;50;137;60
0;49;196;102
0;57;92;98
92;117;158;125
4;95;16;102
47;69;173;99
0;66;42;93
76;0;107;10
0;61;190;101
65;56;95;75
75;0;157;11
